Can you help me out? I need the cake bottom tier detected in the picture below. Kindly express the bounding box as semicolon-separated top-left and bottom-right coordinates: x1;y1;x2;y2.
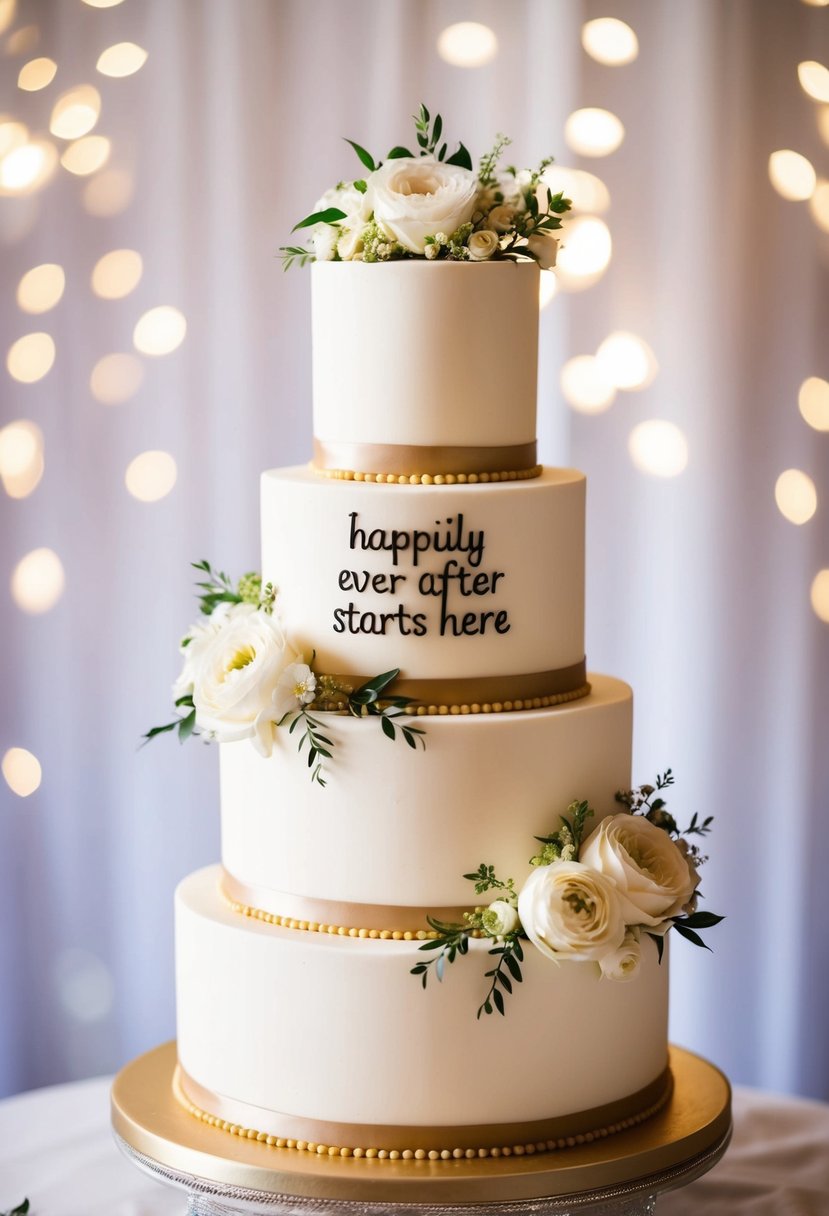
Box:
175;867;670;1155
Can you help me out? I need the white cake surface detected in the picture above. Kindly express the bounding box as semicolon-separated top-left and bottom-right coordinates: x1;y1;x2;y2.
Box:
176;865;669;1136
220;673;632;910
312;261;540;459
261;466;585;688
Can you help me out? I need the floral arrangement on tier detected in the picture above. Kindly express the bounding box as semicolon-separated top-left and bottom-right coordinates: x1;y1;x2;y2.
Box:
144;561;424;786
280;104;572;269
413;772;722;1018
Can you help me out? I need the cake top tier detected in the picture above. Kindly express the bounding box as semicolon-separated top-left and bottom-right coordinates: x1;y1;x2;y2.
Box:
312;260;541;477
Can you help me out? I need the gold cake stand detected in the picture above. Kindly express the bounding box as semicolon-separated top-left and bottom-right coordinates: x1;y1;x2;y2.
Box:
111;1042;731;1214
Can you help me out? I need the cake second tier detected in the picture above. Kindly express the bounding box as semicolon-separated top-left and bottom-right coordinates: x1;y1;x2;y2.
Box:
262;465;585;702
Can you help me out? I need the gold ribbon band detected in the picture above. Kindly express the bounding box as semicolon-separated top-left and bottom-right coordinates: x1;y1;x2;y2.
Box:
312;438;539;478
322;660;589;712
175;1064;673;1156
221;871;467;935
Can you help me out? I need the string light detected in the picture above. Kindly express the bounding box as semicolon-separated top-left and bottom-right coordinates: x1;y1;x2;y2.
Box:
596;332;658;390
555;216;612;290
91;249;142;299
0;138;58;194
560;355;616;414
798;61;829;103
90;353;144;405
49;85;101;140
60;135;110;176
0;419;44;498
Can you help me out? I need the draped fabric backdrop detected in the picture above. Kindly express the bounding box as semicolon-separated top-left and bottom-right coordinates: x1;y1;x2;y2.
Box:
1;0;828;1102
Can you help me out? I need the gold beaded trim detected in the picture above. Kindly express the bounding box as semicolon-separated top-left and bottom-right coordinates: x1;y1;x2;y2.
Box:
177;1078;672;1161
221;885;445;943
402;682;592;717
312;464;543;486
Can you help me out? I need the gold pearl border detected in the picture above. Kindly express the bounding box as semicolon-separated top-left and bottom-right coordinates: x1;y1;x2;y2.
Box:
178;1082;672;1162
221;885;445;943
312;464;543;486
402;682;591;717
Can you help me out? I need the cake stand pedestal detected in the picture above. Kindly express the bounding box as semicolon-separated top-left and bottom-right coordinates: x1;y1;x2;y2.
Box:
111;1043;731;1215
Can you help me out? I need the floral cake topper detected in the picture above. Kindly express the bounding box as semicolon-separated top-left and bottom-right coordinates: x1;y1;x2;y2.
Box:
281;104;572;268
414;772;723;1017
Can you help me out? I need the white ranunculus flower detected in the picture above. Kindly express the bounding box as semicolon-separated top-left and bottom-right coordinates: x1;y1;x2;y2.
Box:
370;157;479;254
599;928;642;982
172;602;256;701
192;609;297;748
517;860;626;963
487;204;516;233
580;813;700;930
527;231;559;269
481;898;519;938
467;229;500;261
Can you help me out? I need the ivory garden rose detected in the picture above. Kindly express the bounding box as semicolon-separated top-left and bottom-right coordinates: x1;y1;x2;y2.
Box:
598;928;642;982
517;860;626;962
370;157;479;254
579;812;700;930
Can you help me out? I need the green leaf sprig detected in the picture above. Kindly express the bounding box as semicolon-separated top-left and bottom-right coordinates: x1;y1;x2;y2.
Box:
2;1202;30;1216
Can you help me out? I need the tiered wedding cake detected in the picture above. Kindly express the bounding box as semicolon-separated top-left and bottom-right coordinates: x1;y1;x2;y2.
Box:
172;258;677;1160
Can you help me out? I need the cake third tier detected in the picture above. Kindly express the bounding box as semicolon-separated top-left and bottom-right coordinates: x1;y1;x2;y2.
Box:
262;466;586;704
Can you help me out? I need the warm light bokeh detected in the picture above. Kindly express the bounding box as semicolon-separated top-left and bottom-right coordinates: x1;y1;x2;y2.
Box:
768;150;817;201
596;332;658;390
542;166;610;214
2;748;41;798
775;469;817;525
91;249;143;299
539;273;558;309
18;57;57;92
49;85;101;140
811;570;829;622
17;263;65;313
808;179;829;232
125;450;178;502
564;108;624;157
560;355;617;414
82;166;134;216
90;353;145;405
60;134;110;176
798;60;829;103
133;306;187;356
799;376;829;431
96;41;148;77
0;138;58;195
581;18;638;66
0;419;44;499
11;547;65;614
7;332;55;383
554;216;612;290
436;22;498;68
629;420;688;478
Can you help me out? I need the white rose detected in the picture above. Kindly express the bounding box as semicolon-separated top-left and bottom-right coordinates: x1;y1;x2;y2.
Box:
599;928;642;982
192;609;297;749
517;861;626;962
580;813;699;930
370;157;479;254
481;899;519;937
526;231;559;269
467;229;500;261
487;204;516;233
172;602;256;700
312;225;338;262
313;181;373;227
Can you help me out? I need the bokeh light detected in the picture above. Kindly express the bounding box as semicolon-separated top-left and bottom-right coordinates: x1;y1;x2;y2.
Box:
17;262;64;313
0;0;17;36
798;61;829;103
11;547;65;613
54;949;114;1023
596;332;658;390
91;248;142;299
539;273;558;309
802;0;829;6
437;22;498;68
2;747;41;798
82;166;133;216
0;419;44;498
90;352;144;405
768;150;816;201
60;134;110;176
81;0;125;6
799;376;829;431
133;306;186;356
96;41;148;77
808;178;829;232
7;332;55;383
811;570;829;622
564;108;624;158
581;18;638;66
543;165;610;214
125;451;177;501
0;119;28;158
6;23;38;55
18;57;57;91
555;216;612;290
560;355;617;414
629;421;688;478
0;138;58;194
775;469;817;525
49;85;101;140
818;106;829;148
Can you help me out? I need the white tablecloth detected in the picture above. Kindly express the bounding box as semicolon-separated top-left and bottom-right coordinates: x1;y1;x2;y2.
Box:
2;1078;829;1215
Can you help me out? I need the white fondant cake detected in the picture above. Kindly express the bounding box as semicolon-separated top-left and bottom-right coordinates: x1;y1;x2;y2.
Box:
173;260;674;1158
